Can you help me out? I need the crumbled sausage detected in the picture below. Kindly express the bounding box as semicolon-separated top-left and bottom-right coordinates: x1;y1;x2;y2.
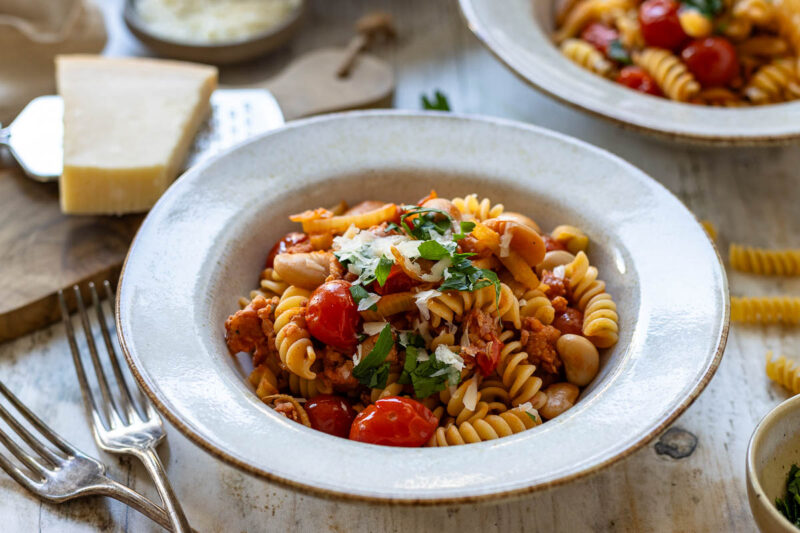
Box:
322;346;361;392
553;307;584;336
520;317;562;375
225;295;279;365
541;270;569;300
273;400;302;422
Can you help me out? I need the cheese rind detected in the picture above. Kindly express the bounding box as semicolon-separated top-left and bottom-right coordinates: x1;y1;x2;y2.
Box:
57;55;217;215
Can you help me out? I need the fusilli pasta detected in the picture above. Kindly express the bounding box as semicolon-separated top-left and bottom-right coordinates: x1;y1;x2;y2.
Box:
451;194;503;221
633;48;701;102
766;351;800;395
731;296;800;324
561;38;614;76
729;244;800;275
427;407;541;446
274;286;318;380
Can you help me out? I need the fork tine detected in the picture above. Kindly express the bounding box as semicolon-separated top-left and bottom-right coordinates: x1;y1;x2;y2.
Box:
0;451;41;493
0;381;77;458
73;285;126;427
0;398;61;468
92;281;140;420
59;290;111;432
0;423;48;479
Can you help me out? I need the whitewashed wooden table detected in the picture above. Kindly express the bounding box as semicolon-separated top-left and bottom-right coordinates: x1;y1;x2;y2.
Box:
2;0;799;531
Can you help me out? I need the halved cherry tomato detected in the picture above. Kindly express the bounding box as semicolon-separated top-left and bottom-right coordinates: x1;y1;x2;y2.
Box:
349;397;438;447
616;66;663;96
639;0;687;50
681;37;739;87
265;232;309;268
371;265;419;295
305;394;356;438
580;22;619;55
475;333;503;376
306;280;361;351
553;307;584;337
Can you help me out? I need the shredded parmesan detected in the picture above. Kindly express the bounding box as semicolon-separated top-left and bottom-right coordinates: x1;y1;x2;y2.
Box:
353;344;363;366
499;229;513;258
553;264;567;279
463;378;479;411
357;293;381;312
413;289;442;321
362;321;388;336
434;345;464;371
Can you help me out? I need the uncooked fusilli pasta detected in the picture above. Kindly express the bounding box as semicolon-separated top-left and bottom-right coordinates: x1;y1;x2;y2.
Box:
731;297;800;325
729;244;800;275
766;351;800;395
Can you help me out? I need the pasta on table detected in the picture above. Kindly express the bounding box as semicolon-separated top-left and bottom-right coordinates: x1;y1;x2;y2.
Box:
554;0;800;106
224;192;619;447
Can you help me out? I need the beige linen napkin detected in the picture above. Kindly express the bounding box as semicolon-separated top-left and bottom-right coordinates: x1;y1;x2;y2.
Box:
0;0;106;125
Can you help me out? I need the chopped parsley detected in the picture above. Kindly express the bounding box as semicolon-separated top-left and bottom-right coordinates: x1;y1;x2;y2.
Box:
398;344;462;399
776;463;800;527
352;324;394;389
349;284;378;311
417;240;452;261
421;90;451;111
400;206;453;240
454;221;476;241
607;40;632;65
681;0;723;16
439;253;501;301
374;256;393;286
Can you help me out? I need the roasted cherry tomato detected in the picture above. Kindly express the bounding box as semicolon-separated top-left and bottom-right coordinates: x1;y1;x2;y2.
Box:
616;66;663;96
580;22;619;55
371;265;418;295
349;397;438;447
305;394;356;438
306;280;361;351
475;334;503;376
639;0;686;50
553;307;584;336
265;232;309;268
681;37;739;87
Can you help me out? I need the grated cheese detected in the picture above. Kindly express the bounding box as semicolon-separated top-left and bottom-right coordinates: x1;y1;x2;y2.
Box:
357;293;381;312
553;264;567;279
434;345;464;371
362;321;388;336
413;289;442;321
353;344;363;366
463;378;479;411
499;229;513;258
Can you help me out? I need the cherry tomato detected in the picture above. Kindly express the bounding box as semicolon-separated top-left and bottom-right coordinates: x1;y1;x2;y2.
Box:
639;0;686;50
306;280;361;351
349;397;438;447
681;37;739;87
542;235;567;252
305;394;356;438
265;232;308;268
370;265;419;295
616;66;663;96
553;307;584;336
475;334;503;376
580;22;619;55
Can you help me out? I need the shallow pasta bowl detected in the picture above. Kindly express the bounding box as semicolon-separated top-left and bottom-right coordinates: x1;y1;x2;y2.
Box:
116;111;728;503
459;0;800;145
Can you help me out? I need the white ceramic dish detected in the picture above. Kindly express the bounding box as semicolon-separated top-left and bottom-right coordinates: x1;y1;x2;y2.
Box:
116;111;728;503
459;0;800;145
747;394;800;533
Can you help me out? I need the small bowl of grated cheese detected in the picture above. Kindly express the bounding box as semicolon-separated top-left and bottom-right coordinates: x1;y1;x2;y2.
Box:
124;0;305;64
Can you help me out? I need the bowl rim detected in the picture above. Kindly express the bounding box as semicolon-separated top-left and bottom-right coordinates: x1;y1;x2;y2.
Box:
123;0;307;50
115;109;730;504
747;394;800;531
457;0;800;146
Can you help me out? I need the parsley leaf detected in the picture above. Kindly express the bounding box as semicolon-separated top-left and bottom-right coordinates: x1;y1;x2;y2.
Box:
352;324;394;389
374;256;393;287
418;240;451;260
400;206;453;240
607;40;632;65
681;0;723;16
454;221;476;241
349;285;378;311
776;463;800;527
399;345;463;399
421;90;451;111
385;222;404;234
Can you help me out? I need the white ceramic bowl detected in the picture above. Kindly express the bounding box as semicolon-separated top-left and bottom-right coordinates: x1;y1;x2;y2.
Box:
747;394;800;533
116;111;729;503
459;0;800;145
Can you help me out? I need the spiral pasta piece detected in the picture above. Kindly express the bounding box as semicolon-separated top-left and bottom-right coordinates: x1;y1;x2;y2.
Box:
733;0;775;26
633;47;701;102
451;194;504;221
519;285;555;325
287;374;333;399
438;377;486;425
614;9;643;48
766;351;800;395
560;39;614;76
583;292;619;348
249;364;280;399
729;244;800;275
274;286;317;380
427;283;516;327
744;59;800;104
554;0;634;43
551;224;589;254
700;220;718;241
497;331;543;406
260;267;289;297
731;297;800;324
564;251;605;308
427;407;540;446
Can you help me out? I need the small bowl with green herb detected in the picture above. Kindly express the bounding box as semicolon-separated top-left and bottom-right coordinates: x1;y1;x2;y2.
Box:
748;394;800;532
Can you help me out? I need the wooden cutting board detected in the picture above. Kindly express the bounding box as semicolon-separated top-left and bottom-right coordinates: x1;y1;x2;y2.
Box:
0;48;393;342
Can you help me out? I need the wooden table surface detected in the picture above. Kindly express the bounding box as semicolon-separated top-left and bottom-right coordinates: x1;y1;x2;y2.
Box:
2;0;799;531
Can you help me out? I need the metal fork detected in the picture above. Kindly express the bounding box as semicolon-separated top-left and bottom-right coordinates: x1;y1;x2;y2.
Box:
0;380;174;530
59;282;191;533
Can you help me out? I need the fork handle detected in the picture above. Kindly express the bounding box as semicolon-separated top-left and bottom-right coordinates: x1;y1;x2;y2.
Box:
101;479;176;531
135;447;192;533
